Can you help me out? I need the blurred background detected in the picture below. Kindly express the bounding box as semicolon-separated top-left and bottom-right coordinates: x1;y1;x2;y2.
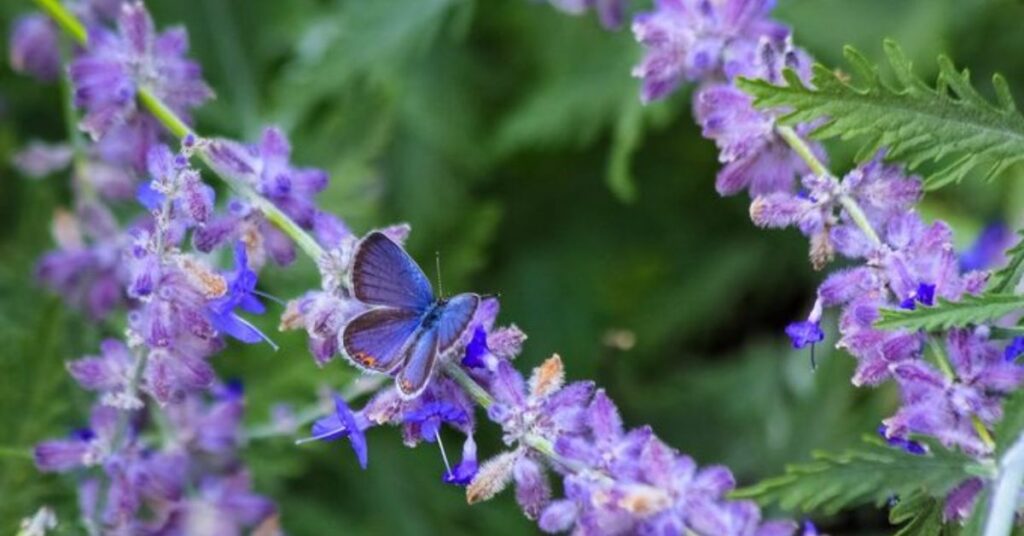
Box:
3;0;1024;533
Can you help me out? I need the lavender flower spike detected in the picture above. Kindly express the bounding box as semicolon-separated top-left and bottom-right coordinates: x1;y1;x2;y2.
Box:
70;1;212;139
9;14;61;81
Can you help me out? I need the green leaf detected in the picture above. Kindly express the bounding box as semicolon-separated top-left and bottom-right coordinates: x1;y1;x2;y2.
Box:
732;437;973;515
875;294;1024;332
737;39;1024;189
995;390;1024;457
890;492;945;536
989;231;1024;294
607;97;643;203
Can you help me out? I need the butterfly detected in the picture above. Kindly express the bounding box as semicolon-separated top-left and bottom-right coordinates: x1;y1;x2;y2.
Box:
342;231;480;399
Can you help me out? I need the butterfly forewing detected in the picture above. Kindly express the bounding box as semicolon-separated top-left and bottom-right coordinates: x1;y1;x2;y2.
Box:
342;307;421;373
351;232;434;311
396;327;439;399
435;293;480;353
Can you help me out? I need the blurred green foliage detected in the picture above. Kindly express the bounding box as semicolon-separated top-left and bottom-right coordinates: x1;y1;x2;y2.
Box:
2;0;1024;533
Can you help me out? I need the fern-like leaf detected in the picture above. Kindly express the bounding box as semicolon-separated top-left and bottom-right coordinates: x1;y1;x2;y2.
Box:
875;294;1024;332
988;231;1024;294
738;39;1024;189
890;492;945;536
731;437;973;515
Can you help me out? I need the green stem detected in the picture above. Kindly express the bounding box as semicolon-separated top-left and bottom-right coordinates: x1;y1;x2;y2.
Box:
776;125;828;178
36;0;583;485
36;0;322;261
0;446;32;460
926;336;956;379
443;362;493;410
984;431;1024;536
58;38;94;202
138;88;194;139
246;375;387;441
33;0;86;44
108;350;148;452
775;125;883;247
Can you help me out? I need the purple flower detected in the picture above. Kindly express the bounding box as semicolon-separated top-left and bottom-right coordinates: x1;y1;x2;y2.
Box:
443;435;479;486
306;394;370;469
545;0;628;30
960;222;1013;272
9;14;61;81
785;321;823;349
898;282;936;310
944;478;983;521
156;471;275;535
70;2;211;139
487;357;592;446
280;290;365;366
1005;337;1024;362
884;329;1024;455
842;154;923;230
13;141;73;178
877;425;926;455
35;405;118;472
35;203;126;320
631;0;787;102
67;339;142;409
165;387;245;455
403;401;470;443
142;143;215;225
693;40;819;199
205;242;271;345
461;298;527;370
203;127;331;230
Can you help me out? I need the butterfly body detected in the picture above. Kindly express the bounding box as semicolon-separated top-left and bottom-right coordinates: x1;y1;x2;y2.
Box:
342;232;479;399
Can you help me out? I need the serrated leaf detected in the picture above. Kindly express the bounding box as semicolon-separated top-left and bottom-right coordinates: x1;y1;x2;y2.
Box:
890;492;945;536
737;39;1024;189
989;231;1024;294
607;96;643;203
876;294;1024;332
995;390;1024;457
732;437;972;515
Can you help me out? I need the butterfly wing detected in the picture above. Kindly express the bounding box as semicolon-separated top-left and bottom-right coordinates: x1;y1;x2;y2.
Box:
351;232;434;311
435;293;480;353
396;326;439;399
342;307;421;373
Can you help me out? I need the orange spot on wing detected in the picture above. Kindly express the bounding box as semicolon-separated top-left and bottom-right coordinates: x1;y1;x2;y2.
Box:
354;352;377;368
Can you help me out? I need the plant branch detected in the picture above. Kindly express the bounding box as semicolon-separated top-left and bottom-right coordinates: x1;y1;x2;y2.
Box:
35;0;581;487
984;431;1024;536
775;125;883;247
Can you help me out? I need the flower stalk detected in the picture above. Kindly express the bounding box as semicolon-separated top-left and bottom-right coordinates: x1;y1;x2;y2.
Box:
984;431;1024;536
775;125;883;247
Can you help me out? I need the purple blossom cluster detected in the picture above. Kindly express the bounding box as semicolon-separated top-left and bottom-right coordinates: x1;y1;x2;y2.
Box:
628;0;1024;523
9;2;334;532
32;140;280;534
542;0;628;31
17;0;1024;533
35;386;273;535
278;230;810;535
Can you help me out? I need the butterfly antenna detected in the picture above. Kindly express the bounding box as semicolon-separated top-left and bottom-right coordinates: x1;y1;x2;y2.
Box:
434;429;454;477
252;289;287;306
435;250;444;298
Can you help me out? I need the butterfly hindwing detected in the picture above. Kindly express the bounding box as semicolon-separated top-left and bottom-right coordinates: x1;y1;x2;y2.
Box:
396;326;439;399
435;293;480;353
342;307;421;373
351;232;434;311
